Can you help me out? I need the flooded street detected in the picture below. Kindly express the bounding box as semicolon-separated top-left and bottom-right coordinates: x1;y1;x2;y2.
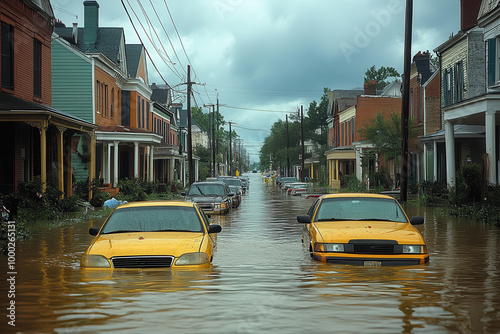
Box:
2;173;500;333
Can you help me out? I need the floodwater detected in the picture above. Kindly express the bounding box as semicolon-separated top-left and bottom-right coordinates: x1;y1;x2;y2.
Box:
1;173;500;333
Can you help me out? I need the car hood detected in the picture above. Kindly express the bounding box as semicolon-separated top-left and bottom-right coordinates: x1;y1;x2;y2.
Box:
313;221;425;244
88;232;205;258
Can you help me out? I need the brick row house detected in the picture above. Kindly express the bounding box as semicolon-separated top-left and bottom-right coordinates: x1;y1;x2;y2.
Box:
0;0;96;196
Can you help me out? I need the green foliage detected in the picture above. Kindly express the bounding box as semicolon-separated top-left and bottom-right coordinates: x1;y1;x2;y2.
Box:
449;163;482;206
194;145;211;181
420;181;449;206
90;190;109;207
116;178;158;202
364;65;400;89
340;174;367;193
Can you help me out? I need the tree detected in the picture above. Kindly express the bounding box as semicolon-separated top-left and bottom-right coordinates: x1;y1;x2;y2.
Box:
359;112;417;162
305;87;329;147
364;65;400;90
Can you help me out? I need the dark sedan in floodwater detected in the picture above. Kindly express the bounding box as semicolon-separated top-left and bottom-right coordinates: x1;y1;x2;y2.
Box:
183;181;234;215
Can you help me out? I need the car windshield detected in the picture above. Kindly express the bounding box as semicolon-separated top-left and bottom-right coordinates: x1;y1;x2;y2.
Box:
188;184;225;196
315;197;407;223
223;179;241;186
101;206;203;234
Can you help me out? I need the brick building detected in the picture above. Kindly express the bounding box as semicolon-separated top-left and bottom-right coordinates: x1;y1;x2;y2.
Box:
0;0;95;196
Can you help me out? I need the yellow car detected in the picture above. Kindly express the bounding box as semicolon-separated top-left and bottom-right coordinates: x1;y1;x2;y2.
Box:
81;201;221;269
297;193;429;266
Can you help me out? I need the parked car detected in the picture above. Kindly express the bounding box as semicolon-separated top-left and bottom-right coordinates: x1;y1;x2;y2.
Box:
183;181;234;215
228;185;242;208
297;193;429;266
289;182;308;196
218;176;245;194
277;176;296;187
81;201;221;269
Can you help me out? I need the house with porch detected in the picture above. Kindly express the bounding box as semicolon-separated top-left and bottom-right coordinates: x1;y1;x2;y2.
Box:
425;0;497;187
0;0;96;197
52;1;160;189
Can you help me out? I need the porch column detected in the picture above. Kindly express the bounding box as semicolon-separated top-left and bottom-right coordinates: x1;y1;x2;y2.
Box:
89;132;96;201
445;120;456;187
64;132;73;197
433;141;438;182
56;126;66;198
113;141;119;187
149;145;154;182
134;142;139;179
39;120;48;192
485;110;497;184
169;158;175;183
355;149;363;181
106;142;112;184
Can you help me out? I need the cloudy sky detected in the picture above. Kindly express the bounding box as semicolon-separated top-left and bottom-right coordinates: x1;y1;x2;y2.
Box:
51;0;460;162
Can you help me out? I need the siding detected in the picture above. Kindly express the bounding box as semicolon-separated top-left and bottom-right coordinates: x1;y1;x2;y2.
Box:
441;37;468;107
51;39;93;123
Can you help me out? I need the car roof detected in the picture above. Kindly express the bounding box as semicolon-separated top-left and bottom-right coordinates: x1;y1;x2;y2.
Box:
115;200;195;209
192;181;226;185
320;193;395;200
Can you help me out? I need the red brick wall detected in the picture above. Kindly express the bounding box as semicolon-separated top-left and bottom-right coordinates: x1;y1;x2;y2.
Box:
0;0;53;105
424;73;442;135
461;0;482;31
95;67;122;126
355;96;402;141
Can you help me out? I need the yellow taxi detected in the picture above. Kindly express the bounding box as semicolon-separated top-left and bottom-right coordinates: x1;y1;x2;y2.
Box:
81;201;221;269
297;193;429;266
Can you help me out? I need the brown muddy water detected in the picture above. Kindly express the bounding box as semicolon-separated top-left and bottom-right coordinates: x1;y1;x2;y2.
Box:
1;173;500;333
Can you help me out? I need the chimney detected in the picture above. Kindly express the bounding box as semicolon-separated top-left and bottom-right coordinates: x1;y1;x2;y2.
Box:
72;23;78;44
83;1;99;45
364;80;376;95
460;0;482;31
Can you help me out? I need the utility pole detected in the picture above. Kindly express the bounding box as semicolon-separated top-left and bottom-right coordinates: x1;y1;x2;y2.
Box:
286;114;290;177
229;121;232;176
204;103;216;177
300;105;305;182
400;0;413;202
216;93;220;176
186;65;194;185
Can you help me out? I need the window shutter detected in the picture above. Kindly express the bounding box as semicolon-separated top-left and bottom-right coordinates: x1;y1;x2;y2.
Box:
443;71;448;106
488;38;496;86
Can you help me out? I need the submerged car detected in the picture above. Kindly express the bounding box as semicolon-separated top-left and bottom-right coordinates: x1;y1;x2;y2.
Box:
183;181;233;215
228;185;242;208
297;193;429;266
81;201;222;269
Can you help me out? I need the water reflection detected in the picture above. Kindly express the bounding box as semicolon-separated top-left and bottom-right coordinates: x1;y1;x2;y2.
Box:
0;175;499;333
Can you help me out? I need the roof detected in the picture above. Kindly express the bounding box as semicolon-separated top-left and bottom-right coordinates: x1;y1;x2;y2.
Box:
478;0;500;20
54;26;124;65
179;109;199;128
126;44;143;78
26;0;54;21
419;124;485;142
0;92;95;127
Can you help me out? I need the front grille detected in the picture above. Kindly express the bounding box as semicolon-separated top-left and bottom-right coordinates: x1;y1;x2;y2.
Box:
353;244;395;254
111;256;174;268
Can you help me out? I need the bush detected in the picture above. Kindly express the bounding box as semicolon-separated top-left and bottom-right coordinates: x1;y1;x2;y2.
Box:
420;181;449;206
90;189;109;207
341;174;366;193
117;178;155;202
450;163;482;206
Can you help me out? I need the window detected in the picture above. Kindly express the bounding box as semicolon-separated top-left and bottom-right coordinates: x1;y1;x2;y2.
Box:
488;38;496;87
455;62;464;102
1;22;14;90
110;88;114;117
444;69;451;106
137;96;141;127
33;39;41;98
104;84;108;117
96;80;100;114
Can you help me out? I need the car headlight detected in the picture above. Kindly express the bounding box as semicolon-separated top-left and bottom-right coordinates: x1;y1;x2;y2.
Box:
175;252;210;266
81;254;111;268
402;245;426;254
221;202;227;209
314;243;345;252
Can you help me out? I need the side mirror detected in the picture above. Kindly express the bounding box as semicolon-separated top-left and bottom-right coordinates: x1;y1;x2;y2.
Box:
180;192;187;196
228;193;235;197
297;215;311;224
410;216;424;225
89;227;99;236
208;224;222;234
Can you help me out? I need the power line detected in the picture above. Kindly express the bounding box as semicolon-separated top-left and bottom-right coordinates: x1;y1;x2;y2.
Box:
224;105;296;113
231;124;270;132
121;0;173;89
